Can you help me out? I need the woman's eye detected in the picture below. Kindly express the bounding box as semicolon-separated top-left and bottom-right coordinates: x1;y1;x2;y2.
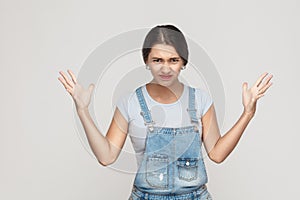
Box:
153;59;161;63
171;59;179;63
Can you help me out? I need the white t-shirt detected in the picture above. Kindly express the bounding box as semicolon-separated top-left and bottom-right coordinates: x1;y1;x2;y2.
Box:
115;83;213;167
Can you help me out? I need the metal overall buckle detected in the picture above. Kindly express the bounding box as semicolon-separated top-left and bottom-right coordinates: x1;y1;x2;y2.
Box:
193;124;199;132
144;122;155;132
190;121;199;132
140;111;155;132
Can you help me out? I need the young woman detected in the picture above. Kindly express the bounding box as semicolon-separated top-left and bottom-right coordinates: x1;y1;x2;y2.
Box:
58;24;273;200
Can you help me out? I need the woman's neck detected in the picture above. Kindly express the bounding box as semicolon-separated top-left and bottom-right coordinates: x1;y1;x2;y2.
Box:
147;79;184;102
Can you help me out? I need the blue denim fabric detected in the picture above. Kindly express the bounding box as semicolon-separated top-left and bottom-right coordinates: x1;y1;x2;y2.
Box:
129;184;213;200
128;86;213;200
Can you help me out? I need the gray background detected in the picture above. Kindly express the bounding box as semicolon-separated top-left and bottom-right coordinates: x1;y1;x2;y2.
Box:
0;0;299;199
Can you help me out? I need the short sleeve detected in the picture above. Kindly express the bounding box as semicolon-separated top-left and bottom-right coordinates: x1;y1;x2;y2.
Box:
196;89;213;117
115;93;130;123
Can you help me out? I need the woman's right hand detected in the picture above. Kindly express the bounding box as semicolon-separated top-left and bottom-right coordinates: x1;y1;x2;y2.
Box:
58;69;95;111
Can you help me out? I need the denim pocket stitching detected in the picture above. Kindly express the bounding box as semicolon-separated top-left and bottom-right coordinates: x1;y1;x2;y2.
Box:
177;157;199;181
145;154;169;188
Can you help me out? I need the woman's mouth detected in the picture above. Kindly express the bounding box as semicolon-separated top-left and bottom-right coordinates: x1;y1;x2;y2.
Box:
159;75;172;80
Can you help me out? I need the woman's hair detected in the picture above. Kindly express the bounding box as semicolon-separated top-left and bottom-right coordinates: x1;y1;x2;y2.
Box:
142;24;189;66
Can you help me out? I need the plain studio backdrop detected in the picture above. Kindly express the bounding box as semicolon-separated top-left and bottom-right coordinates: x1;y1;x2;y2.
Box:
0;0;299;199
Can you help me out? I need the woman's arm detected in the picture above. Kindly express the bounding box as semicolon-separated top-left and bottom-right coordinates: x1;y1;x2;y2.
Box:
202;72;273;164
202;105;254;164
58;69;128;166
77;107;128;166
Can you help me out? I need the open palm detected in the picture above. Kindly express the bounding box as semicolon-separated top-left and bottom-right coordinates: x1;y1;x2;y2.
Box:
242;72;273;116
58;69;95;111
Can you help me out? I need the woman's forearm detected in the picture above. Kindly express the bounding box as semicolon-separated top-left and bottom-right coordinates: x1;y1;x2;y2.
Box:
77;108;112;166
210;111;254;163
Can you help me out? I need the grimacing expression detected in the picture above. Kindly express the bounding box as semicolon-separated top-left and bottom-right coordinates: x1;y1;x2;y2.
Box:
146;44;184;86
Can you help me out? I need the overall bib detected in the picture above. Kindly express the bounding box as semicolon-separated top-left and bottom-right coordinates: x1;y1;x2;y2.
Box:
128;85;213;200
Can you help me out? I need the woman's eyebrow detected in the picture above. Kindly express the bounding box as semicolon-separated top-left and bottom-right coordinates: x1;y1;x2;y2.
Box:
151;57;180;59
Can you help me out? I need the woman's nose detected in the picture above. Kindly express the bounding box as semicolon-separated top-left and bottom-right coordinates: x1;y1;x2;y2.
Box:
161;63;171;73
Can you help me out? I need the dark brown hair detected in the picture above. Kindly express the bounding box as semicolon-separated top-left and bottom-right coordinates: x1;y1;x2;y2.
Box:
142;24;189;66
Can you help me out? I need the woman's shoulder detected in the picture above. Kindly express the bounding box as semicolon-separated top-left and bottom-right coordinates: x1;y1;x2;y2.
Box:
189;85;213;104
187;85;211;96
186;85;213;116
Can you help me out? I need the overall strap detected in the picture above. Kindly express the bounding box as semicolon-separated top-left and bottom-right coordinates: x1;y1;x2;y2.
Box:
135;86;155;131
187;86;199;126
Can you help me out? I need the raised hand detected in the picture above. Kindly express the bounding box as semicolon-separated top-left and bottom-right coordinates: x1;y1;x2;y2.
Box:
242;72;273;116
58;69;95;111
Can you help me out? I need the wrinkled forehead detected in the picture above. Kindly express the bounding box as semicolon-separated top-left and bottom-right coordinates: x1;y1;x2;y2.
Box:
149;44;179;57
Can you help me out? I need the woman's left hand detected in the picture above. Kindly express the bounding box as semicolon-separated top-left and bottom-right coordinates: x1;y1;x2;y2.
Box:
242;72;273;116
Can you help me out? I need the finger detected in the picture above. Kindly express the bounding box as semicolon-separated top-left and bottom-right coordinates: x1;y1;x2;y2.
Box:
67;69;77;84
254;72;268;88
58;76;73;91
256;93;265;99
243;82;248;92
66;88;74;96
88;83;95;93
258;82;273;95
59;71;74;88
258;74;273;90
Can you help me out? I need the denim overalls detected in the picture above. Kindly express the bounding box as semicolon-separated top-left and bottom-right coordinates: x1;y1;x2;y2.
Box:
128;85;213;200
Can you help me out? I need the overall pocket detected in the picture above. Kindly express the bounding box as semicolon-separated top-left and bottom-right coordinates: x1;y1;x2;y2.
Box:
145;154;169;188
177;157;199;181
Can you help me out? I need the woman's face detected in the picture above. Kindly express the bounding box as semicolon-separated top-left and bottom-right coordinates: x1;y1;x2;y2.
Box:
146;44;184;87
